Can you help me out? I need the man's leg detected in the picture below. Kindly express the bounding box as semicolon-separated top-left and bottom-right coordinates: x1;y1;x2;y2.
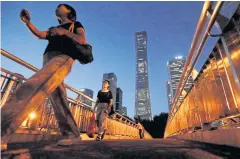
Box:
1;55;74;149
41;53;81;145
139;129;142;139
50;83;80;138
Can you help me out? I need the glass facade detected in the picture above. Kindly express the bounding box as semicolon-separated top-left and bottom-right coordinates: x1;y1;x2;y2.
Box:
166;56;194;111
135;31;152;120
116;87;123;113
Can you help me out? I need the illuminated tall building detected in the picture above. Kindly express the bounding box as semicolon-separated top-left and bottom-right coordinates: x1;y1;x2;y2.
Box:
135;31;152;120
166;56;194;111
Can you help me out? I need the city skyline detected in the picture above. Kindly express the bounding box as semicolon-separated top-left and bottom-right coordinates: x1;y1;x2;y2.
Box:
2;1;211;118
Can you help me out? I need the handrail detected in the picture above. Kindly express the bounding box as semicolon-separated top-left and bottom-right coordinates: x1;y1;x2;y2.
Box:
67;96;92;108
0;67;27;81
0;49;96;103
1;49;39;72
169;1;212;116
115;112;135;124
164;1;240;140
170;1;224;119
64;84;95;103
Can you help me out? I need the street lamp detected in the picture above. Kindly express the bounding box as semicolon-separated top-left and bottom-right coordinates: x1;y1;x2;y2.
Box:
29;112;36;119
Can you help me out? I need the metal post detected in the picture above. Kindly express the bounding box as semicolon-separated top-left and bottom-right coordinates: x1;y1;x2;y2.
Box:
0;75;18;107
0;72;7;89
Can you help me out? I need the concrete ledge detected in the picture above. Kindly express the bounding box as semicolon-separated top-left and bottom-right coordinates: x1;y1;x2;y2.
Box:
168;128;240;148
8;131;139;143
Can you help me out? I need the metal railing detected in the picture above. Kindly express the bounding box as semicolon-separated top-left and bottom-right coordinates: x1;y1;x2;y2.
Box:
165;2;240;138
0;49;152;139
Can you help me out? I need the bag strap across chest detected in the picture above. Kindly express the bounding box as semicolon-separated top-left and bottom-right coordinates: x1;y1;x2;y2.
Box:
69;23;75;33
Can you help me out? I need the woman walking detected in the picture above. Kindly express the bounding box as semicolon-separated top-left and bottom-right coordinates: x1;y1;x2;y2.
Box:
94;80;113;141
1;4;92;150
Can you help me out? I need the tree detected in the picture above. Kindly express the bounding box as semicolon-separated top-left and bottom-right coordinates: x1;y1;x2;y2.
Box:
140;113;168;138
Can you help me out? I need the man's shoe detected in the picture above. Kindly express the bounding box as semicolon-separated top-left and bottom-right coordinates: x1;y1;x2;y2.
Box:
57;136;82;146
72;136;82;144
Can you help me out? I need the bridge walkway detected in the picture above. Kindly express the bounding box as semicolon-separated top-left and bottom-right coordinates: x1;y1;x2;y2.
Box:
2;139;240;159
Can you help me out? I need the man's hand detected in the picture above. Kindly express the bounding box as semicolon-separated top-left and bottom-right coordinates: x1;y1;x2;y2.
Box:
20;9;31;24
104;109;109;114
48;27;67;36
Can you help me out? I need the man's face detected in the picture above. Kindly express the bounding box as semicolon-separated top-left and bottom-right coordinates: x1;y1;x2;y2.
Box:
56;5;70;17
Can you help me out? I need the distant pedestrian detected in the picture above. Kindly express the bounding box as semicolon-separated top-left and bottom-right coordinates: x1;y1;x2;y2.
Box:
94;80;113;141
136;120;145;139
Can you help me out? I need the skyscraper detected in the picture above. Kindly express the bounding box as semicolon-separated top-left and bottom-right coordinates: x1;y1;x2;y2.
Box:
116;88;123;113
103;73;117;110
166;56;194;111
135;31;152;120
76;88;94;107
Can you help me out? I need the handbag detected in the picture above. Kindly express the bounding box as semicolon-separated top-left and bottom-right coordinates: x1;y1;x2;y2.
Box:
87;112;96;138
69;23;94;64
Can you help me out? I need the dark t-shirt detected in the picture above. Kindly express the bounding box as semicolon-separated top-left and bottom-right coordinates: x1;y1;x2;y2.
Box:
97;90;113;104
44;21;84;59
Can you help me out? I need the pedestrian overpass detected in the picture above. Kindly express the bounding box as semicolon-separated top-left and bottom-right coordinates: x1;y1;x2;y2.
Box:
1;1;240;158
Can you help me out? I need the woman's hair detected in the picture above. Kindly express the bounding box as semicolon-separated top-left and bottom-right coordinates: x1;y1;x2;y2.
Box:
57;4;77;24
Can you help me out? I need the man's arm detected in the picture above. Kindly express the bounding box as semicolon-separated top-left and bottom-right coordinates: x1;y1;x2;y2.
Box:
49;27;87;44
20;9;47;39
25;22;48;39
